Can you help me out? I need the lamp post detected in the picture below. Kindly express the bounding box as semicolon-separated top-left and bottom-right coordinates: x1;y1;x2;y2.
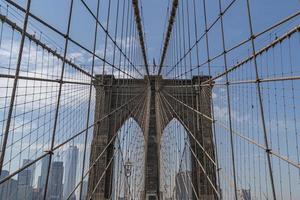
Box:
124;158;133;178
124;158;133;200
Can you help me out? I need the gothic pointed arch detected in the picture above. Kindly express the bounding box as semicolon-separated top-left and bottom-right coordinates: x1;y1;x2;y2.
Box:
111;117;145;199
160;118;193;199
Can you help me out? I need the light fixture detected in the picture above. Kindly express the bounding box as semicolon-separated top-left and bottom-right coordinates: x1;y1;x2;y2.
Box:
124;158;133;177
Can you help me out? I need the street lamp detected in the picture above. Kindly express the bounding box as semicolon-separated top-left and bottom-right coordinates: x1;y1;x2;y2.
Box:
124;158;133;177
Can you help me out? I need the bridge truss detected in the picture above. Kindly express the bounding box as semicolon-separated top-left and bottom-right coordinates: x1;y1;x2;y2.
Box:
0;0;299;200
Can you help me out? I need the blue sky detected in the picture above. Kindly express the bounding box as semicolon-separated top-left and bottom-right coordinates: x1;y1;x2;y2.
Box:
8;0;300;65
0;0;300;199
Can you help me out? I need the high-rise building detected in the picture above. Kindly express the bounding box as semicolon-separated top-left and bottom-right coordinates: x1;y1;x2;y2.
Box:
17;184;33;200
237;189;251;200
0;170;18;200
63;145;79;200
17;159;36;200
47;161;64;200
22;159;36;186
32;188;41;200
18;159;35;186
0;170;9;199
38;156;50;191
80;180;88;200
175;171;193;200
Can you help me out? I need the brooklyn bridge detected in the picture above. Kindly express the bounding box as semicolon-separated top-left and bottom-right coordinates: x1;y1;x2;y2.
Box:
0;0;299;199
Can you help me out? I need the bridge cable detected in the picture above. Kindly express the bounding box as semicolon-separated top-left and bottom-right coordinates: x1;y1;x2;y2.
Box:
132;0;150;78
157;0;178;76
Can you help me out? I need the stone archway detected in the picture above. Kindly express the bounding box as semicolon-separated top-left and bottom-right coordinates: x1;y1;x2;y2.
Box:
88;75;217;200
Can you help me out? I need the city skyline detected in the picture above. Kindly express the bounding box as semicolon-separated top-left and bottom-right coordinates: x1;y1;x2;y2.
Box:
0;145;85;200
0;0;299;199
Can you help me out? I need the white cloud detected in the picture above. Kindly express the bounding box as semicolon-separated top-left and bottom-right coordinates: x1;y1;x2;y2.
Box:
0;31;143;173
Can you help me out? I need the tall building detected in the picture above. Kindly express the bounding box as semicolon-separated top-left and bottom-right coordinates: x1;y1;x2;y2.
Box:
18;159;35;186
80;180;88;199
35;156;50;199
38;155;50;191
175;171;193;200
17;159;36;199
0;170;18;200
21;159;36;186
17;184;33;200
63;145;79;200
237;189;251;200
47;161;64;200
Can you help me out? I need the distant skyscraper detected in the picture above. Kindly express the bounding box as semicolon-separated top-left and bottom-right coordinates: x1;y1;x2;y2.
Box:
80;180;88;200
0;170;18;200
21;159;36;186
175;171;193;200
32;188;41;200
18;159;35;187
47;161;64;200
38;156;50;191
63;145;79;200
237;189;251;200
17;159;36;200
0;170;10;199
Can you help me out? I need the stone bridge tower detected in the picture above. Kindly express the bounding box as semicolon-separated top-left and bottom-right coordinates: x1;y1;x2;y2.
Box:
87;75;217;200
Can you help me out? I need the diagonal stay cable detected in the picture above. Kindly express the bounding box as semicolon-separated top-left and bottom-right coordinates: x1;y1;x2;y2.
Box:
157;0;178;75
158;91;217;167
165;0;237;77
163;89;300;170
3;0;141;79
160;90;237;199
186;140;220;198
159;91;220;198
107;95;147;200
159;90;219;197
0;88;146;185
158;88;199;200
201;25;300;86
132;0;150;78
161;92;219;198
87;149;117;200
79;0;144;78
65;89;146;200
0;0;32;173
0;13;96;80
157;92;200;200
167;8;300;78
